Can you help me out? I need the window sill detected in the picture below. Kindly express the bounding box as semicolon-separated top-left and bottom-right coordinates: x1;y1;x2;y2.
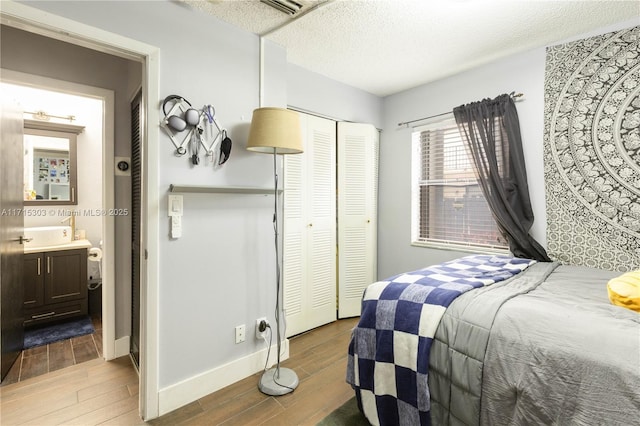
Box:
411;241;510;255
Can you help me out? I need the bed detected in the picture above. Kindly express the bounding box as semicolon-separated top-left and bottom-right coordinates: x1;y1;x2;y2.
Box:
346;255;640;425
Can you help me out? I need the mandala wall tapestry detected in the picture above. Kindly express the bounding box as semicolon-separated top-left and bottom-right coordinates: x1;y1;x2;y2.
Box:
544;26;639;272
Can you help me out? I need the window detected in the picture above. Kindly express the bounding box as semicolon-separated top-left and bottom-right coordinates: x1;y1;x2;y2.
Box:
411;117;508;251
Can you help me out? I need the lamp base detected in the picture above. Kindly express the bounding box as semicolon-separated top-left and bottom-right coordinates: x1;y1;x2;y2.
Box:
258;367;299;396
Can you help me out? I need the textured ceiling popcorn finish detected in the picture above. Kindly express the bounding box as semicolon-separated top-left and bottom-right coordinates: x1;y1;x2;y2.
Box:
183;0;640;97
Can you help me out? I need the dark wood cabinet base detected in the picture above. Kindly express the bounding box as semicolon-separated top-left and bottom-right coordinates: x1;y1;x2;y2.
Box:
23;298;88;327
23;248;88;327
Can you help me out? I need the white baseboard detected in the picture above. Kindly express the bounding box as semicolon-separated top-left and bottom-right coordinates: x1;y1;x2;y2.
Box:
114;335;130;358
158;339;290;416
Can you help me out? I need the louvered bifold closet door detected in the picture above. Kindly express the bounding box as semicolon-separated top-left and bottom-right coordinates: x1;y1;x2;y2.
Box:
338;122;379;318
283;112;336;337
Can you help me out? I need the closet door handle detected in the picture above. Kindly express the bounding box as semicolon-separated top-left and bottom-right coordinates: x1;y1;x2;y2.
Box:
47;256;51;274
37;257;41;276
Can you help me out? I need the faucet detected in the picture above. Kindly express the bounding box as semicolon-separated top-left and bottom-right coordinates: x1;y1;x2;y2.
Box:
60;211;76;241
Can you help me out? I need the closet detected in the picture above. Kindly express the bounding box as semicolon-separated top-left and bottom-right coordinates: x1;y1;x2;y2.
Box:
283;113;336;337
283;112;378;337
337;122;379;318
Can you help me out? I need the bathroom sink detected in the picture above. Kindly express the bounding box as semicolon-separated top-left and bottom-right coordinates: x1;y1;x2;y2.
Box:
24;226;72;248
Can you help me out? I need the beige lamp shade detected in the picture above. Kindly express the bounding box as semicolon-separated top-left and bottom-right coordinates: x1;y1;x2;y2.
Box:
246;107;303;154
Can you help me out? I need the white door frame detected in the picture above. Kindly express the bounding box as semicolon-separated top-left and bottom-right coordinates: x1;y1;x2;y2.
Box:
0;2;161;420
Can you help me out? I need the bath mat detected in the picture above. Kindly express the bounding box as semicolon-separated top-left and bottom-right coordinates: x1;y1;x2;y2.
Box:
23;316;95;349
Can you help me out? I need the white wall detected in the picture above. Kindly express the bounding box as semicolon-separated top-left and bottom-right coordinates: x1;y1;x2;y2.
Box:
377;18;640;279
288;63;383;128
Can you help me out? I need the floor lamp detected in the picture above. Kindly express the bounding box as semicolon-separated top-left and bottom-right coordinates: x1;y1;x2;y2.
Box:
246;107;303;396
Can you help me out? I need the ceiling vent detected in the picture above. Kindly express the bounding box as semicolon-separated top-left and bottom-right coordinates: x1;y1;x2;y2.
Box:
260;0;311;16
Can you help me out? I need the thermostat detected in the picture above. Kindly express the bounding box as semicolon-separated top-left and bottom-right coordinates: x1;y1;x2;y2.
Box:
115;156;131;176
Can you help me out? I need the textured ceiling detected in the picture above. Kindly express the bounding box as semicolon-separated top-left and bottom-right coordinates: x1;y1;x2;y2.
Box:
183;0;640;97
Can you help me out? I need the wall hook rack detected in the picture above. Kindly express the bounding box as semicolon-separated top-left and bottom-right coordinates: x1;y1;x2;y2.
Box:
160;96;227;166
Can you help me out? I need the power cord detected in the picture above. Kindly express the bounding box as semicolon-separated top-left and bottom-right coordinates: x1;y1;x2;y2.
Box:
259;153;296;394
260;320;295;392
262;323;273;372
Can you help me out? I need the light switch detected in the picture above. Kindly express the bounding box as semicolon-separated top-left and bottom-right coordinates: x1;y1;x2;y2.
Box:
168;195;183;216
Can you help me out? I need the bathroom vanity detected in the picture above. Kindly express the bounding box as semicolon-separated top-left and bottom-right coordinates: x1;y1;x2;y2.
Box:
23;240;91;327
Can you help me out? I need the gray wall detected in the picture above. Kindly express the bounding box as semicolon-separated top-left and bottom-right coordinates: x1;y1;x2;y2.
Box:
0;24;141;339
287;63;383;127
377;18;640;279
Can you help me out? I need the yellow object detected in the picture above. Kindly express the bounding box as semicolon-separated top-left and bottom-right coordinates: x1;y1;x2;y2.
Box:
607;271;640;313
24;189;36;200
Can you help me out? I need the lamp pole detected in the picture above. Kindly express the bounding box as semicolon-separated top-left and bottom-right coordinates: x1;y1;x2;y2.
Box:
258;148;299;396
246;107;302;395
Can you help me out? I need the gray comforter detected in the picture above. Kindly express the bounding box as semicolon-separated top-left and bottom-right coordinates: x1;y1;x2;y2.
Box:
429;262;640;425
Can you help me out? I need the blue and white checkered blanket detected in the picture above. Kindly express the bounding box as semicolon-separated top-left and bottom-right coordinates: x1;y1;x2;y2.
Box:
346;255;536;425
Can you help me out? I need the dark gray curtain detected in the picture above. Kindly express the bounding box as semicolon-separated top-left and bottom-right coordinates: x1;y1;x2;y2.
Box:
453;94;550;261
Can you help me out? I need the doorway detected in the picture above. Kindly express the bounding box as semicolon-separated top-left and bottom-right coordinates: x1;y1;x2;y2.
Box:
0;2;161;419
0;78;112;383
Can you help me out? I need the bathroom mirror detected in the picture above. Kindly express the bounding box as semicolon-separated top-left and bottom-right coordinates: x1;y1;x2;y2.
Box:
23;119;84;205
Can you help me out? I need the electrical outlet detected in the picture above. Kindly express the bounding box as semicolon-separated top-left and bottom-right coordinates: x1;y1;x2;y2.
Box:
256;317;268;339
235;325;245;344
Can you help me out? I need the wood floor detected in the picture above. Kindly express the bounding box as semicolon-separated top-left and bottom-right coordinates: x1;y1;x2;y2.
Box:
1;316;103;385
0;317;359;425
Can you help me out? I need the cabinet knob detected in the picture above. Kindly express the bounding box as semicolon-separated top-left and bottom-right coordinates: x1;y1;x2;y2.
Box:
308;223;313;227
367;219;371;223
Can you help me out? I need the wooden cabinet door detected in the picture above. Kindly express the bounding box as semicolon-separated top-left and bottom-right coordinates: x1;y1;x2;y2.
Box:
44;249;87;305
23;253;44;308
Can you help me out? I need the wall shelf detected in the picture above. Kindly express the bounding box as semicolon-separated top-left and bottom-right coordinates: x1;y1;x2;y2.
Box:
169;184;282;194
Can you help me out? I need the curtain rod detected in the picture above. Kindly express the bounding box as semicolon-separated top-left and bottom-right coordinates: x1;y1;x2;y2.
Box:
288;105;344;123
397;92;524;128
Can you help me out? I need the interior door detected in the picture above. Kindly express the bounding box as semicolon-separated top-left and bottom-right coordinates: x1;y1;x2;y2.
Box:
283;112;337;337
0;97;25;381
337;122;379;318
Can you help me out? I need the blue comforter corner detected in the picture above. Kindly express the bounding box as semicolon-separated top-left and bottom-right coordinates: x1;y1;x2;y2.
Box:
346;254;536;426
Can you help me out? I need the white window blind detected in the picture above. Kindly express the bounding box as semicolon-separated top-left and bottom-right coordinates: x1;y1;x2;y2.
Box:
411;117;508;251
